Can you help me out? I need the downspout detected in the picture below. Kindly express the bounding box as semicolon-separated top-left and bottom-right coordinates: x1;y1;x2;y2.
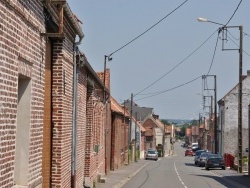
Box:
71;24;84;188
72;44;80;188
71;26;83;187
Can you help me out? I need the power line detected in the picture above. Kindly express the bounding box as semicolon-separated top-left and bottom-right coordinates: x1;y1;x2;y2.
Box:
133;29;218;97
225;0;242;26
134;29;220;102
135;75;202;101
108;0;189;57
226;30;250;56
206;29;220;75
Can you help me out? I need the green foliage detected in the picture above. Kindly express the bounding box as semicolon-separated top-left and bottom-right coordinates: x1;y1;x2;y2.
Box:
160;119;171;125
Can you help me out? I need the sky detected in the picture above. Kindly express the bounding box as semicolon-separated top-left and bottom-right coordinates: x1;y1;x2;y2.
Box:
67;0;250;120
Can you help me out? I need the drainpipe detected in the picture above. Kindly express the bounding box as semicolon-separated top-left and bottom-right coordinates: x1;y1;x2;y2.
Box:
71;36;83;188
66;1;84;186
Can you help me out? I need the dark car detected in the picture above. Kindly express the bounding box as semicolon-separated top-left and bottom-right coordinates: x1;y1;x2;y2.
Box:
185;149;194;156
194;149;208;165
205;154;225;170
197;152;211;167
145;149;158;161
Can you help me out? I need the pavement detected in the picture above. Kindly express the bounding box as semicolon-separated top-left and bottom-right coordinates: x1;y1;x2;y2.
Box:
95;158;250;188
95;159;150;188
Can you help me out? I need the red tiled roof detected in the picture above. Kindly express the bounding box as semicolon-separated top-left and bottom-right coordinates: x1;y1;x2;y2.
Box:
110;97;146;132
155;118;165;130
110;97;129;117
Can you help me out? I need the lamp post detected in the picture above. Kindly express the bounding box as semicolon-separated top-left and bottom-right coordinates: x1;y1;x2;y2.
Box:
103;55;112;174
198;17;243;173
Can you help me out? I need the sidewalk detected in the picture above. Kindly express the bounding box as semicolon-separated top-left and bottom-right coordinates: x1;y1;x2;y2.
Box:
95;159;150;188
213;168;250;188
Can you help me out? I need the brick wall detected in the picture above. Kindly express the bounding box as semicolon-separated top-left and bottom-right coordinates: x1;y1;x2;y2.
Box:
75;66;87;188
0;1;45;187
111;113;127;170
85;77;106;183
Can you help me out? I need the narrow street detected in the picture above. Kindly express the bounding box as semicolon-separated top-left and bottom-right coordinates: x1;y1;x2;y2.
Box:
122;144;247;188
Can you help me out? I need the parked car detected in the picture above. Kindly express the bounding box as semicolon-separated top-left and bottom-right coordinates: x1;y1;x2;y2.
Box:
185;149;194;156
191;143;198;151
197;151;211;167
205;154;225;170
145;148;158;161
194;149;208;165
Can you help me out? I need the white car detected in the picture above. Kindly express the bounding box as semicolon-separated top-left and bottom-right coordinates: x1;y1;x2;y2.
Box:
145;149;158;161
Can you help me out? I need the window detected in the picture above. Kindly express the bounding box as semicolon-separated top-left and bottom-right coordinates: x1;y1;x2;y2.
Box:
145;136;153;142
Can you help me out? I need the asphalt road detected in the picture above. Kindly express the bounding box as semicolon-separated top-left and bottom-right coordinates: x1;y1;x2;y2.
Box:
122;143;244;188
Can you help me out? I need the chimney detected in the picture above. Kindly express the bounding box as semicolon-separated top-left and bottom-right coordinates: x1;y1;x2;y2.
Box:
152;114;159;120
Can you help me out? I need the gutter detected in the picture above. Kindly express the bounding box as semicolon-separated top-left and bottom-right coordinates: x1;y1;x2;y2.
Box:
63;2;84;44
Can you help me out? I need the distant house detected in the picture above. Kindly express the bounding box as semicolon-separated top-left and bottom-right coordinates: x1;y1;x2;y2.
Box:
198;123;205;149
124;100;154;121
130;117;146;159
110;97;130;170
185;128;192;145
218;70;250;156
191;125;199;143
165;125;175;156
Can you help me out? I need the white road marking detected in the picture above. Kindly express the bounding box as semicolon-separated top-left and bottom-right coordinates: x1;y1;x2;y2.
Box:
174;162;188;188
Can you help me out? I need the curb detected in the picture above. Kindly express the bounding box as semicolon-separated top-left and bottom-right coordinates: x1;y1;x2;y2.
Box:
113;162;150;188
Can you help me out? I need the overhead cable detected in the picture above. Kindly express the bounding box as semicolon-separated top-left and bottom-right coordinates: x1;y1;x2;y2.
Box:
133;29;218;98
135;75;202;101
206;29;220;75
108;0;189;57
225;0;242;26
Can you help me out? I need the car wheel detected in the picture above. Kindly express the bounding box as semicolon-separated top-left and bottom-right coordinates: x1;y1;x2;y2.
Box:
222;167;225;170
205;167;209;170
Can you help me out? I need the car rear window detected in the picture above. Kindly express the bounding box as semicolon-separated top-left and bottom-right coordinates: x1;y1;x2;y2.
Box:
148;150;156;154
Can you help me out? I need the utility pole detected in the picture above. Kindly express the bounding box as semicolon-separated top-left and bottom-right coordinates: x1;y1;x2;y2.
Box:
134;112;137;162
202;75;217;153
163;124;166;157
128;93;133;163
221;26;243;173
214;75;218;154
248;104;250;176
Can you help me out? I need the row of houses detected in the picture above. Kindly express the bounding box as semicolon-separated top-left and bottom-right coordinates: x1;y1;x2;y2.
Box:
185;71;250;171
0;1;176;187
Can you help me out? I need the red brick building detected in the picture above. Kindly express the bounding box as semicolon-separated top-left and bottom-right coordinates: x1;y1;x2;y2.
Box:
110;97;130;170
0;1;129;188
0;1;104;187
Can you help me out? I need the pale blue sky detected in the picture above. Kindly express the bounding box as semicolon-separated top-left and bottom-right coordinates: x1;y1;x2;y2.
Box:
68;0;250;119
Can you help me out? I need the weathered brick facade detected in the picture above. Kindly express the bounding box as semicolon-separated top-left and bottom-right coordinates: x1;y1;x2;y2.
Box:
110;97;130;170
0;0;86;187
0;1;45;187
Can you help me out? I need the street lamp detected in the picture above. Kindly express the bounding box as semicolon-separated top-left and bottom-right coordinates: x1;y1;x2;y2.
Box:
198;17;243;173
197;17;224;26
103;55;113;94
103;54;112;174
